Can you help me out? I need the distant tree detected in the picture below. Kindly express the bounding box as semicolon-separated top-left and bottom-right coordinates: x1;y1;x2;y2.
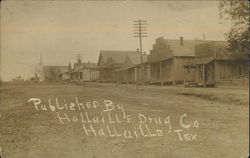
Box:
218;0;249;53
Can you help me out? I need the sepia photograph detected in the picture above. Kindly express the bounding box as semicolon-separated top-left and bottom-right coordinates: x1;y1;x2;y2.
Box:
0;0;249;158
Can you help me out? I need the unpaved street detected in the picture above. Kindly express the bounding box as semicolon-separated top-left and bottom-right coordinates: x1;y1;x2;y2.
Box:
0;83;249;158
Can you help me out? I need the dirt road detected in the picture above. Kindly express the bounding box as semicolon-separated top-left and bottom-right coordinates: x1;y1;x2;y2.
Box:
0;83;249;158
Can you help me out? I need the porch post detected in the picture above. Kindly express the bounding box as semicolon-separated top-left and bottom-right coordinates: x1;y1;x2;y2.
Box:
160;62;163;86
214;60;219;81
95;70;97;80
202;64;205;81
196;65;199;81
92;69;93;81
127;70;130;84
135;67;137;82
184;67;186;83
90;70;92;81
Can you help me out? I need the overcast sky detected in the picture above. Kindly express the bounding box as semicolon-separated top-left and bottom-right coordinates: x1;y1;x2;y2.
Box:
1;1;230;81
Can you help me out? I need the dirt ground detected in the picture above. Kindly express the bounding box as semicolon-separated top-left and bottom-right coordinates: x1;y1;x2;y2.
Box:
0;82;249;158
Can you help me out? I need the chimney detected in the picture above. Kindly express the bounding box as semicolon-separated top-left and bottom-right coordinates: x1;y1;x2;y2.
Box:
143;52;146;55
136;48;139;52
180;36;184;46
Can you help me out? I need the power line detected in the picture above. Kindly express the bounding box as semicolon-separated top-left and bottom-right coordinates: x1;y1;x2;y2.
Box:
133;19;148;59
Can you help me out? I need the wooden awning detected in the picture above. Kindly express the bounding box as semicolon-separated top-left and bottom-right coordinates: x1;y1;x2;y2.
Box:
184;57;215;67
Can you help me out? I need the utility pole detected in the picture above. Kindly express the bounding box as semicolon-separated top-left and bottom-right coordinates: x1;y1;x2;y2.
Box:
0;34;1;87
133;19;147;85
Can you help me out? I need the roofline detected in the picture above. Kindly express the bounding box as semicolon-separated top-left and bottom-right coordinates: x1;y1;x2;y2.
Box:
173;55;195;58
185;57;248;66
215;58;249;61
146;56;174;64
43;66;68;67
100;50;139;53
156;36;227;42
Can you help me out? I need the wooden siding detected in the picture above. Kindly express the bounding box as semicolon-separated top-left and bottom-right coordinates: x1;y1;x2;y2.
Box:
173;57;195;82
205;62;215;81
99;68;115;81
161;59;174;81
90;69;99;81
151;57;195;84
184;66;196;82
196;60;248;84
151;63;160;81
216;60;248;81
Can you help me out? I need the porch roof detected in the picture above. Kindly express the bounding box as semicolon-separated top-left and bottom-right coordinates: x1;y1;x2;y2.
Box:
184;57;215;67
145;56;174;64
115;65;136;72
184;53;249;67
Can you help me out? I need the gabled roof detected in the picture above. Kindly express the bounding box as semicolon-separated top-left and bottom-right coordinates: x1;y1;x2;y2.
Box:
184;52;248;67
163;39;210;56
216;52;249;60
183;57;215;67
118;54;148;70
148;37;210;63
195;41;248;60
43;66;68;72
98;50;140;66
43;66;68;68
148;37;230;63
82;62;97;68
125;53;148;65
73;62;97;72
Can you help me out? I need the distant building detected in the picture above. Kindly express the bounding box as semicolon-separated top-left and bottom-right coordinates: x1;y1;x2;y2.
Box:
35;55;45;81
89;67;99;81
97;50;141;82
115;53;148;84
43;66;68;81
147;37;208;85
69;58;97;81
58;71;70;81
58;62;72;81
184;41;249;87
11;76;25;84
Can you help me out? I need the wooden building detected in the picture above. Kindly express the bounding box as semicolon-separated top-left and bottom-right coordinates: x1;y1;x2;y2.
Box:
57;62;72;81
114;53;148;84
58;71;70;81
69;59;97;81
89;67;100;81
184;41;249;87
43;66;68;81
97;50;140;82
148;37;208;85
